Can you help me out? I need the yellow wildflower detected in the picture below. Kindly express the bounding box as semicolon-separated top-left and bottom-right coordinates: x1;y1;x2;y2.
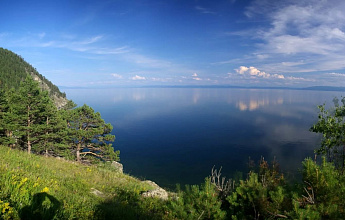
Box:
41;187;49;193
2;202;10;213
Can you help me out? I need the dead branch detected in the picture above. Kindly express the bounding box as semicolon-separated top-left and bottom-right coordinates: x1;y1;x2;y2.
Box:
302;181;315;205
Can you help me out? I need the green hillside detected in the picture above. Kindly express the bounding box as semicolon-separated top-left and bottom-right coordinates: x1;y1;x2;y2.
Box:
0;48;68;108
0;145;165;219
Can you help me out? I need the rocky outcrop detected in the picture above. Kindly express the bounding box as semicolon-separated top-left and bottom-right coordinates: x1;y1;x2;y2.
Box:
141;180;168;200
31;73;69;109
111;161;123;173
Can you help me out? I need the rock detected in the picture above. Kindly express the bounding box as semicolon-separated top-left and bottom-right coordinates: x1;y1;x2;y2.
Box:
141;180;168;200
143;180;160;188
111;161;123;173
90;188;105;198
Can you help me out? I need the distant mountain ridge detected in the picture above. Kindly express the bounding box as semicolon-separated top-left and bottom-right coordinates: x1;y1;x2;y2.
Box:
0;48;68;108
128;85;345;92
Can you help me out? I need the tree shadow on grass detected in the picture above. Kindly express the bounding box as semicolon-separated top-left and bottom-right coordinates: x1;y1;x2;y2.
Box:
94;189;166;220
20;192;61;220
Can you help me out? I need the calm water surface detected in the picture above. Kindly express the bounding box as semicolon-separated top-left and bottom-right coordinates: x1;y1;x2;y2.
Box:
63;88;344;188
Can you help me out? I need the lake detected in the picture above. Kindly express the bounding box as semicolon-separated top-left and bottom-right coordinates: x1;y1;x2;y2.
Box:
63;88;344;188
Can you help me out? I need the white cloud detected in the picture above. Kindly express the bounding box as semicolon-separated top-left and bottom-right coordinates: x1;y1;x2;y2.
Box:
256;54;269;59
235;66;285;79
241;0;345;74
111;73;123;79
326;72;345;77
195;6;215;14
80;35;103;44
93;46;129;55
1;32;200;85
29;34;129;55
191;73;202;80
131;75;146;80
285;76;309;81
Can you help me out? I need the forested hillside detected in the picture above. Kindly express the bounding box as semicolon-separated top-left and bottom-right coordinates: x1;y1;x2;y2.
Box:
0;76;119;163
0;48;67;108
0;48;119;163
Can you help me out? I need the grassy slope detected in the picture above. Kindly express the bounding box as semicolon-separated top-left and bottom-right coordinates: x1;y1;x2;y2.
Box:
0;145;167;219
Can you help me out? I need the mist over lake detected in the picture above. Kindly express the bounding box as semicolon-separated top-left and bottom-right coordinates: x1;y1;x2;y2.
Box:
63;88;344;188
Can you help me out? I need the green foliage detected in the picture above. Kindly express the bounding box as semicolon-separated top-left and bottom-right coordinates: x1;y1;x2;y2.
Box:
0;47;66;99
227;158;290;220
167;178;226;220
291;158;345;219
66;104;119;163
11;76;53;154
0;89;18;147
310;97;345;169
95;189;167;220
0;76;118;164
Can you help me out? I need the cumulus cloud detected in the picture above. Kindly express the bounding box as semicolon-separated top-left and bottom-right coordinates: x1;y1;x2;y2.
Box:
235;66;285;79
131;75;146;80
192;73;202;80
111;73;123;79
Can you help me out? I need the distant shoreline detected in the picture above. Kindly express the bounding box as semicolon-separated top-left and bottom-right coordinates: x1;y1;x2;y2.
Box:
59;85;345;92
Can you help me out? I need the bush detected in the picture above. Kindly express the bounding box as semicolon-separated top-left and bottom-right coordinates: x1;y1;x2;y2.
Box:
291;158;345;219
227;158;291;219
166;178;226;220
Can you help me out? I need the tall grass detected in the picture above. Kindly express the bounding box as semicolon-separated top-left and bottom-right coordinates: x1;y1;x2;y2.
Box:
0;145;163;219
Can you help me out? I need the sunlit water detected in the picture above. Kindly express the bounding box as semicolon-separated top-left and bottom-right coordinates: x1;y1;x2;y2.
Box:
63;88;344;188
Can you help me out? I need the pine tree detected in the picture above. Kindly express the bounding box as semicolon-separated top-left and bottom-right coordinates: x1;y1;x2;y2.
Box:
0;88;20;147
36;93;68;157
13;76;49;153
66;104;118;163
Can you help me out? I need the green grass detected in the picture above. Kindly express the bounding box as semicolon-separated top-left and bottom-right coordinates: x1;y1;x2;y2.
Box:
3;145;344;219
0;145;167;219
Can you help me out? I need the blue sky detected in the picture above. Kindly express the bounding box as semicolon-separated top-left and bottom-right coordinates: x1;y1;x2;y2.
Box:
1;0;345;87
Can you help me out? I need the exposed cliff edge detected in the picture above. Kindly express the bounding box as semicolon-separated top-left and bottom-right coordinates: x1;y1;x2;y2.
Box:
30;73;68;109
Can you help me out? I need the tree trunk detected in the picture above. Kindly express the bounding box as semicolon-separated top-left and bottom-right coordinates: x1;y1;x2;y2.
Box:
45;116;49;157
27;135;31;154
77;143;81;162
27;105;31;154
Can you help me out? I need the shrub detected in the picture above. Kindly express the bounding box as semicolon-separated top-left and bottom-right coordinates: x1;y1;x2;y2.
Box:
227;158;290;219
167;178;226;220
291;158;345;219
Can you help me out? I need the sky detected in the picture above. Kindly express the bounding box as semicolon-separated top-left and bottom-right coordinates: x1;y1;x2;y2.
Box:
1;0;345;88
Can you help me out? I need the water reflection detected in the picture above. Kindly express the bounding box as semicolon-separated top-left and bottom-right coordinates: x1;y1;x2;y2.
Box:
236;97;284;111
64;88;344;187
